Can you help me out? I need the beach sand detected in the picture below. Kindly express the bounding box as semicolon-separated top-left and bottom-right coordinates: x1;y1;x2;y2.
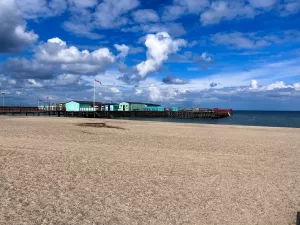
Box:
1;116;300;225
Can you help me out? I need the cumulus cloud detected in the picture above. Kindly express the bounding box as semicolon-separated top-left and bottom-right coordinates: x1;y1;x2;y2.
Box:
210;30;300;50
26;79;44;88
162;0;209;21
261;81;299;91
0;0;38;53
114;44;130;59
110;87;120;93
132;9;159;23
121;22;186;37
2;65;300;109
1;37;118;81
200;1;255;26
280;0;300;16
94;0;139;28
149;84;163;101
162;75;187;85
250;80;258;89
35;37;115;74
248;0;277;8
118;32;186;84
136;32;186;78
160;0;298;26
54;74;82;86
135;88;143;95
211;32;278;49
63;22;103;40
68;0;98;9
193;52;215;70
176;0;209;13
200;52;212;62
2;58;55;79
63;0;140;37
15;0;67;19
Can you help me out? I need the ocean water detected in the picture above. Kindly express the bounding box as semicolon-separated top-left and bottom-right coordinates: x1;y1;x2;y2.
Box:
118;111;300;128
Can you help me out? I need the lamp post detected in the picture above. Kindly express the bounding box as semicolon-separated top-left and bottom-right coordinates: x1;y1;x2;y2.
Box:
1;92;4;107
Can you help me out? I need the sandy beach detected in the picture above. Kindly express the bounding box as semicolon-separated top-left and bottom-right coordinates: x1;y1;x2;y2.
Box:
0;116;300;225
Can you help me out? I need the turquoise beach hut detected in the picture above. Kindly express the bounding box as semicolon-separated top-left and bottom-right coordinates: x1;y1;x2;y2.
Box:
65;100;103;112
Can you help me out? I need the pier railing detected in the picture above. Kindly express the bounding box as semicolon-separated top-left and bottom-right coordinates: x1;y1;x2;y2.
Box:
0;106;66;113
0;106;233;119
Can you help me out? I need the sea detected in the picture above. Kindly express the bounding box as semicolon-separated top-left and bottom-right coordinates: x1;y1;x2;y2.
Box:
118;111;300;128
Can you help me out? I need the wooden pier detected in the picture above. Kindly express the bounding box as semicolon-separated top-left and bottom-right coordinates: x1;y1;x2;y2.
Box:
0;107;232;119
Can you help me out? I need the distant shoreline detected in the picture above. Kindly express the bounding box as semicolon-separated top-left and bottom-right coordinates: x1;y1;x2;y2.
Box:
1;114;300;129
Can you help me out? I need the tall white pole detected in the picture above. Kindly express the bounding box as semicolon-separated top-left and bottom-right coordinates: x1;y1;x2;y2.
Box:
93;79;96;109
2;92;4;107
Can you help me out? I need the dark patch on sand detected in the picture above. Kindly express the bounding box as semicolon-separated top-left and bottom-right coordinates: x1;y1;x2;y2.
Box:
77;123;125;130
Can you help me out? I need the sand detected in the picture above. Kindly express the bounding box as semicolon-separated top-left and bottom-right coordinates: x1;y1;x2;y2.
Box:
1;116;300;225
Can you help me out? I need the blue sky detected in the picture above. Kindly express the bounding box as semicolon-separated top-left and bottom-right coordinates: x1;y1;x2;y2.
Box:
0;0;300;110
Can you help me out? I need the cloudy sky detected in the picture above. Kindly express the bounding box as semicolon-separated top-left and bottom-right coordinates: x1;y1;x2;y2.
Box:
0;0;300;110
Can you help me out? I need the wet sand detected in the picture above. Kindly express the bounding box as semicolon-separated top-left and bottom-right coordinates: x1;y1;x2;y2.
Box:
1;116;300;225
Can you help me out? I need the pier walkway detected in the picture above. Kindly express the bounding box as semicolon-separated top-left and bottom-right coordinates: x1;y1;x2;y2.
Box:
0;107;232;119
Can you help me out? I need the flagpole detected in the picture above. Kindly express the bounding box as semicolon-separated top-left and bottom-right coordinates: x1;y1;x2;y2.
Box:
93;79;96;109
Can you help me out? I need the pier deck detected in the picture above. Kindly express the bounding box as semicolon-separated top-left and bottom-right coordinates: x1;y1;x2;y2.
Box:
0;107;232;119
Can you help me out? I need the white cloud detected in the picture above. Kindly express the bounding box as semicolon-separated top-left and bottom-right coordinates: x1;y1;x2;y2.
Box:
63;22;103;39
247;79;300;92
250;80;258;89
110;87;120;93
211;32;270;49
94;0;139;28
210;30;300;49
176;0;209;13
280;0;300;16
162;74;187;85
149;84;163;101
162;0;208;21
262;81;293;90
0;0;38;53
63;0;140;37
3;58;54;79
162;5;186;21
136;32;187;78
200;1;255;26
68;0;98;8
26;79;43;88
121;22;186;37
36;38;115;71
132;9;159;23
248;0;277;8
135;88;143;95
200;52;212;62
114;44;130;59
54;74;81;86
15;0;67;19
161;0;298;26
2;61;300;108
1;37;119;80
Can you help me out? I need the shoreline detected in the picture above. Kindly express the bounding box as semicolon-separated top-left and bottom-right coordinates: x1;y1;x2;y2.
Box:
1;114;300;129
